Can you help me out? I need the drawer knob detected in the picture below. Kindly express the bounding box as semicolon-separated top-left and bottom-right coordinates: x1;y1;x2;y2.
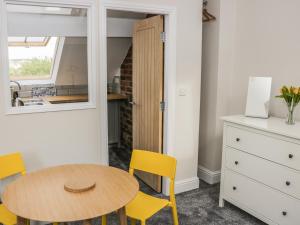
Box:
289;154;294;159
286;181;291;186
236;138;240;142
233;186;237;191
235;161;239;165
282;211;287;216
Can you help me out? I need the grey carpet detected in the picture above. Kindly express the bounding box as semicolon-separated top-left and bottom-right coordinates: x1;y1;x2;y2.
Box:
107;147;266;225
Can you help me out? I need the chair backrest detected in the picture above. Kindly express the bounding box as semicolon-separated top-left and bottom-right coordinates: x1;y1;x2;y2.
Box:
0;152;26;180
129;150;177;180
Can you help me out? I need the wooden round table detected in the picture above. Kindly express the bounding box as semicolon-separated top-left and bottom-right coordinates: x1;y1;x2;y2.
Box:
2;164;139;225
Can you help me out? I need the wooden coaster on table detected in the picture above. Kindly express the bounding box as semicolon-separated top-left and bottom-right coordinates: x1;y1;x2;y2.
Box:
64;179;96;193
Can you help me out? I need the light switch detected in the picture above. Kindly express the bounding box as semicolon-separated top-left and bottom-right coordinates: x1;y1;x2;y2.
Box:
179;88;187;96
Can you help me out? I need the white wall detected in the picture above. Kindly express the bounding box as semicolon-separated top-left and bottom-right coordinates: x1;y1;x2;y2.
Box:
104;0;203;190
0;0;203;194
107;37;131;83
106;16;145;83
231;0;300;120
107;17;138;37
200;0;300;173
199;0;220;172
7;13;87;37
55;37;89;86
0;1;101;191
171;0;202;185
199;0;237;173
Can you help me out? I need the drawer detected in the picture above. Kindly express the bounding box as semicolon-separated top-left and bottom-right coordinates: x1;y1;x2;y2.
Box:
226;126;300;170
224;169;300;225
225;147;300;200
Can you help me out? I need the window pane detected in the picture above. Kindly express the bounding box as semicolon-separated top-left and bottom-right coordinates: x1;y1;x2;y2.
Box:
8;37;58;80
7;3;89;109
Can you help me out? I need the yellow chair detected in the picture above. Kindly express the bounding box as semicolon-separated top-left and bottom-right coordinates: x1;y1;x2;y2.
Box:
126;150;179;225
0;152;26;225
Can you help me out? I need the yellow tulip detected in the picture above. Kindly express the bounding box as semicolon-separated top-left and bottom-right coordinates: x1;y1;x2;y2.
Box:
281;86;288;94
292;87;298;95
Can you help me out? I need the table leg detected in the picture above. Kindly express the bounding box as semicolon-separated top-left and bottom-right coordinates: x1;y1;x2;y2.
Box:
83;219;92;225
118;207;127;225
17;216;28;225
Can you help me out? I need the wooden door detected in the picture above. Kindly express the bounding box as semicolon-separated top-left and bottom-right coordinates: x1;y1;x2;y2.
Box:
132;15;164;192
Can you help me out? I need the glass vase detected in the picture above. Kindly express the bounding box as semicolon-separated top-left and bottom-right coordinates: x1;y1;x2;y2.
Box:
286;106;295;125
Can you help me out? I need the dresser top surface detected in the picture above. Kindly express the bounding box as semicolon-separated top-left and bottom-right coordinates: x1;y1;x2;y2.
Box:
222;115;300;140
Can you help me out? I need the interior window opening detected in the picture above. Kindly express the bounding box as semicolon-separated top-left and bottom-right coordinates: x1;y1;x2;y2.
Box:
2;2;95;112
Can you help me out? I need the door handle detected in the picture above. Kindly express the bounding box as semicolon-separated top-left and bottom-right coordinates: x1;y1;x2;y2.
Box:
128;96;136;105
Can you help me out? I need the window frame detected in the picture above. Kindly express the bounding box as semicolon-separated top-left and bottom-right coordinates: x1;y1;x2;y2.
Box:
8;36;64;85
0;0;97;114
8;37;51;47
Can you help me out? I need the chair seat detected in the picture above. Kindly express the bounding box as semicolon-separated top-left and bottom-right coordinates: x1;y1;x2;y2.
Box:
126;191;169;220
0;204;17;225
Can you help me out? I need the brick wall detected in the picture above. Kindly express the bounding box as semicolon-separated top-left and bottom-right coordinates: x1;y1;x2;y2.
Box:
120;47;133;151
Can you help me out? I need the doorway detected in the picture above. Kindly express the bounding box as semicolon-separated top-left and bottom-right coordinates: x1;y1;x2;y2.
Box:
99;2;177;195
106;10;165;192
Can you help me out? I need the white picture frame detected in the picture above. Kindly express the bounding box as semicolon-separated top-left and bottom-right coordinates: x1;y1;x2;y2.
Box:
245;76;272;119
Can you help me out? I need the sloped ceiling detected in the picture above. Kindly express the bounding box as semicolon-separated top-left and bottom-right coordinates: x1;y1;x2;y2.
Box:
107;38;131;83
107;10;146;83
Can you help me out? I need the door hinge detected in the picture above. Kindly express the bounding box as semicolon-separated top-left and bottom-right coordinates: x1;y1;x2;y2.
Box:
160;101;166;111
160;32;166;43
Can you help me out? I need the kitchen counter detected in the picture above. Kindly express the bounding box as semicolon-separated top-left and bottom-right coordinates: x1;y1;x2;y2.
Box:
107;93;127;101
45;94;127;103
43;95;88;104
21;93;127;105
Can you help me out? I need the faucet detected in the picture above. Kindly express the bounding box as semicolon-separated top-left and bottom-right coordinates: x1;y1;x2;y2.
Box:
10;81;24;106
10;80;21;90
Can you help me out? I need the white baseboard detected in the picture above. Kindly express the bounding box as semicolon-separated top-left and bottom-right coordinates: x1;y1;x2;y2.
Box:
174;177;200;194
198;165;221;184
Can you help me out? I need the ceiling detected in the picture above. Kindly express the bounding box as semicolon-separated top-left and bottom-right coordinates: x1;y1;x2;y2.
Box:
7;4;86;16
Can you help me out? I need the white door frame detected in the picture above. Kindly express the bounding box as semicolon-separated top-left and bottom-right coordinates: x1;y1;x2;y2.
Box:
99;1;177;195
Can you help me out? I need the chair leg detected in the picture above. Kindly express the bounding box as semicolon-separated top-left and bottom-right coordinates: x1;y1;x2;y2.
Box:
141;220;146;225
172;205;179;225
53;223;59;225
130;218;136;225
101;215;107;225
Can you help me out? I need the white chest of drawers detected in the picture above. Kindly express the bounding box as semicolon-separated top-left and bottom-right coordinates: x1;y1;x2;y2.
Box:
219;115;300;225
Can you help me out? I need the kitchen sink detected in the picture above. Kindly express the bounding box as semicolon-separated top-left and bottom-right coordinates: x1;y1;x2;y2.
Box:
21;98;46;106
24;102;44;106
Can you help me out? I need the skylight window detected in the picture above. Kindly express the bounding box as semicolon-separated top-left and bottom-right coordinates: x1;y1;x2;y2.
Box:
8;37;51;47
8;37;59;81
